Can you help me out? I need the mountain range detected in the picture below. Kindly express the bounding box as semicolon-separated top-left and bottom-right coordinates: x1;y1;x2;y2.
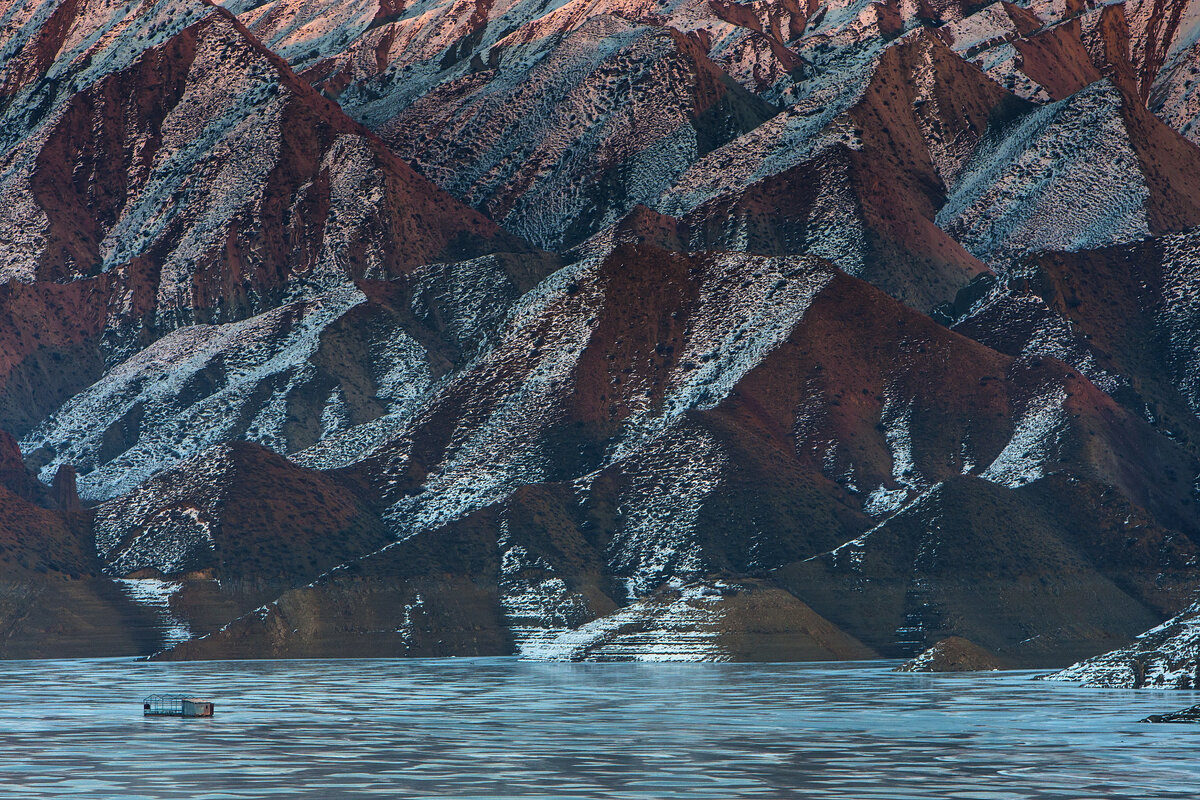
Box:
2;0;1200;677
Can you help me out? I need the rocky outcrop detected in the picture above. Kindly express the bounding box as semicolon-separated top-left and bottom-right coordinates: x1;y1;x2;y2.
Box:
1047;600;1200;688
1143;704;1200;722
897;636;1006;671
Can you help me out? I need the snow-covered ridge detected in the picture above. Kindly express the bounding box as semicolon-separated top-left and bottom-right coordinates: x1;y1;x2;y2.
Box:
938;81;1152;267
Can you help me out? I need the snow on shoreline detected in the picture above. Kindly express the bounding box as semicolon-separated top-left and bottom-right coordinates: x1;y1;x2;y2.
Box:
115;577;193;647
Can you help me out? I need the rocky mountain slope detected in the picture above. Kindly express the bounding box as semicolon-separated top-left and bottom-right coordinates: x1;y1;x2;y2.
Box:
0;0;520;436
3;0;1200;668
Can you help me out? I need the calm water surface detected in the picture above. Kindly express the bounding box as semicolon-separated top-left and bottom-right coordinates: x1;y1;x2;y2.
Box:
0;657;1197;799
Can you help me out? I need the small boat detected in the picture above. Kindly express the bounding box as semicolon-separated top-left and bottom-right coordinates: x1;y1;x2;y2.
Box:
143;694;214;717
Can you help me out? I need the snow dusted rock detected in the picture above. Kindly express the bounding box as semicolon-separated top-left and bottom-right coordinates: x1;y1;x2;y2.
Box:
211;0;817;254
16;250;556;503
225;0;1200;314
1048;600;1200;688
1143;704;1200;721
955;222;1200;474
148;244;1200;663
896;636;1006;671
518;579;874;662
6;0;1200;666
381;15;778;250
0;0;520;439
94;440;390;580
1147;0;1200;144
0;1;511;292
938;81;1153;267
658;29;1013;311
518;581;733;662
229;0;808;103
1120;0;1200;100
23;286;375;501
114;577;193;648
942;0;1200;210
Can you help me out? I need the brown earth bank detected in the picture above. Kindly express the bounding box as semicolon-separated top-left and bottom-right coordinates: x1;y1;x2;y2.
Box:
896;636;1007;671
0;430;157;657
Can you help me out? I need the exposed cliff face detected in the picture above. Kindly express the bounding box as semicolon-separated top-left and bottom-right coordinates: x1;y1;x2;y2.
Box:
5;0;1200;668
0;0;522;438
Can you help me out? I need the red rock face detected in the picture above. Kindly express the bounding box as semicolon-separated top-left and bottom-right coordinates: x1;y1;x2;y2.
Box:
0;0;524;432
376;17;778;250
143;244;1200;665
22;8;515;290
4;0;1200;669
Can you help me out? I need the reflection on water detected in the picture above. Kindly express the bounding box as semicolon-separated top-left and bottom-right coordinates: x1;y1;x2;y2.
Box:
0;657;1197;798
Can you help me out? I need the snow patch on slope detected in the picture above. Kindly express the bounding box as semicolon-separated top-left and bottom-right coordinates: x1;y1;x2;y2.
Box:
380;258;602;536
939;81;1152;266
614;254;836;461
1159;230;1200;416
95;450;228;576
115;577;193;647
520;580;728;662
980;385;1069;487
22;287;369;501
607;428;726;597
660;51;875;216
864;388;927;516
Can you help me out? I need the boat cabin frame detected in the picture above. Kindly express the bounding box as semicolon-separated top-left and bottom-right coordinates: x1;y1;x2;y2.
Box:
143;695;214;717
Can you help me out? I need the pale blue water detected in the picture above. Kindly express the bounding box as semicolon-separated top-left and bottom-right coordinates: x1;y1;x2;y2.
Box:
0;658;1197;799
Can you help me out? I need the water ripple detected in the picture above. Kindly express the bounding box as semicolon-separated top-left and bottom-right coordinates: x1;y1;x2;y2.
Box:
0;658;1197;798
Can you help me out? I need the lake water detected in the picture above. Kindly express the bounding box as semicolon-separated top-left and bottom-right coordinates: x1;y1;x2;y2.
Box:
1;657;1198;799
